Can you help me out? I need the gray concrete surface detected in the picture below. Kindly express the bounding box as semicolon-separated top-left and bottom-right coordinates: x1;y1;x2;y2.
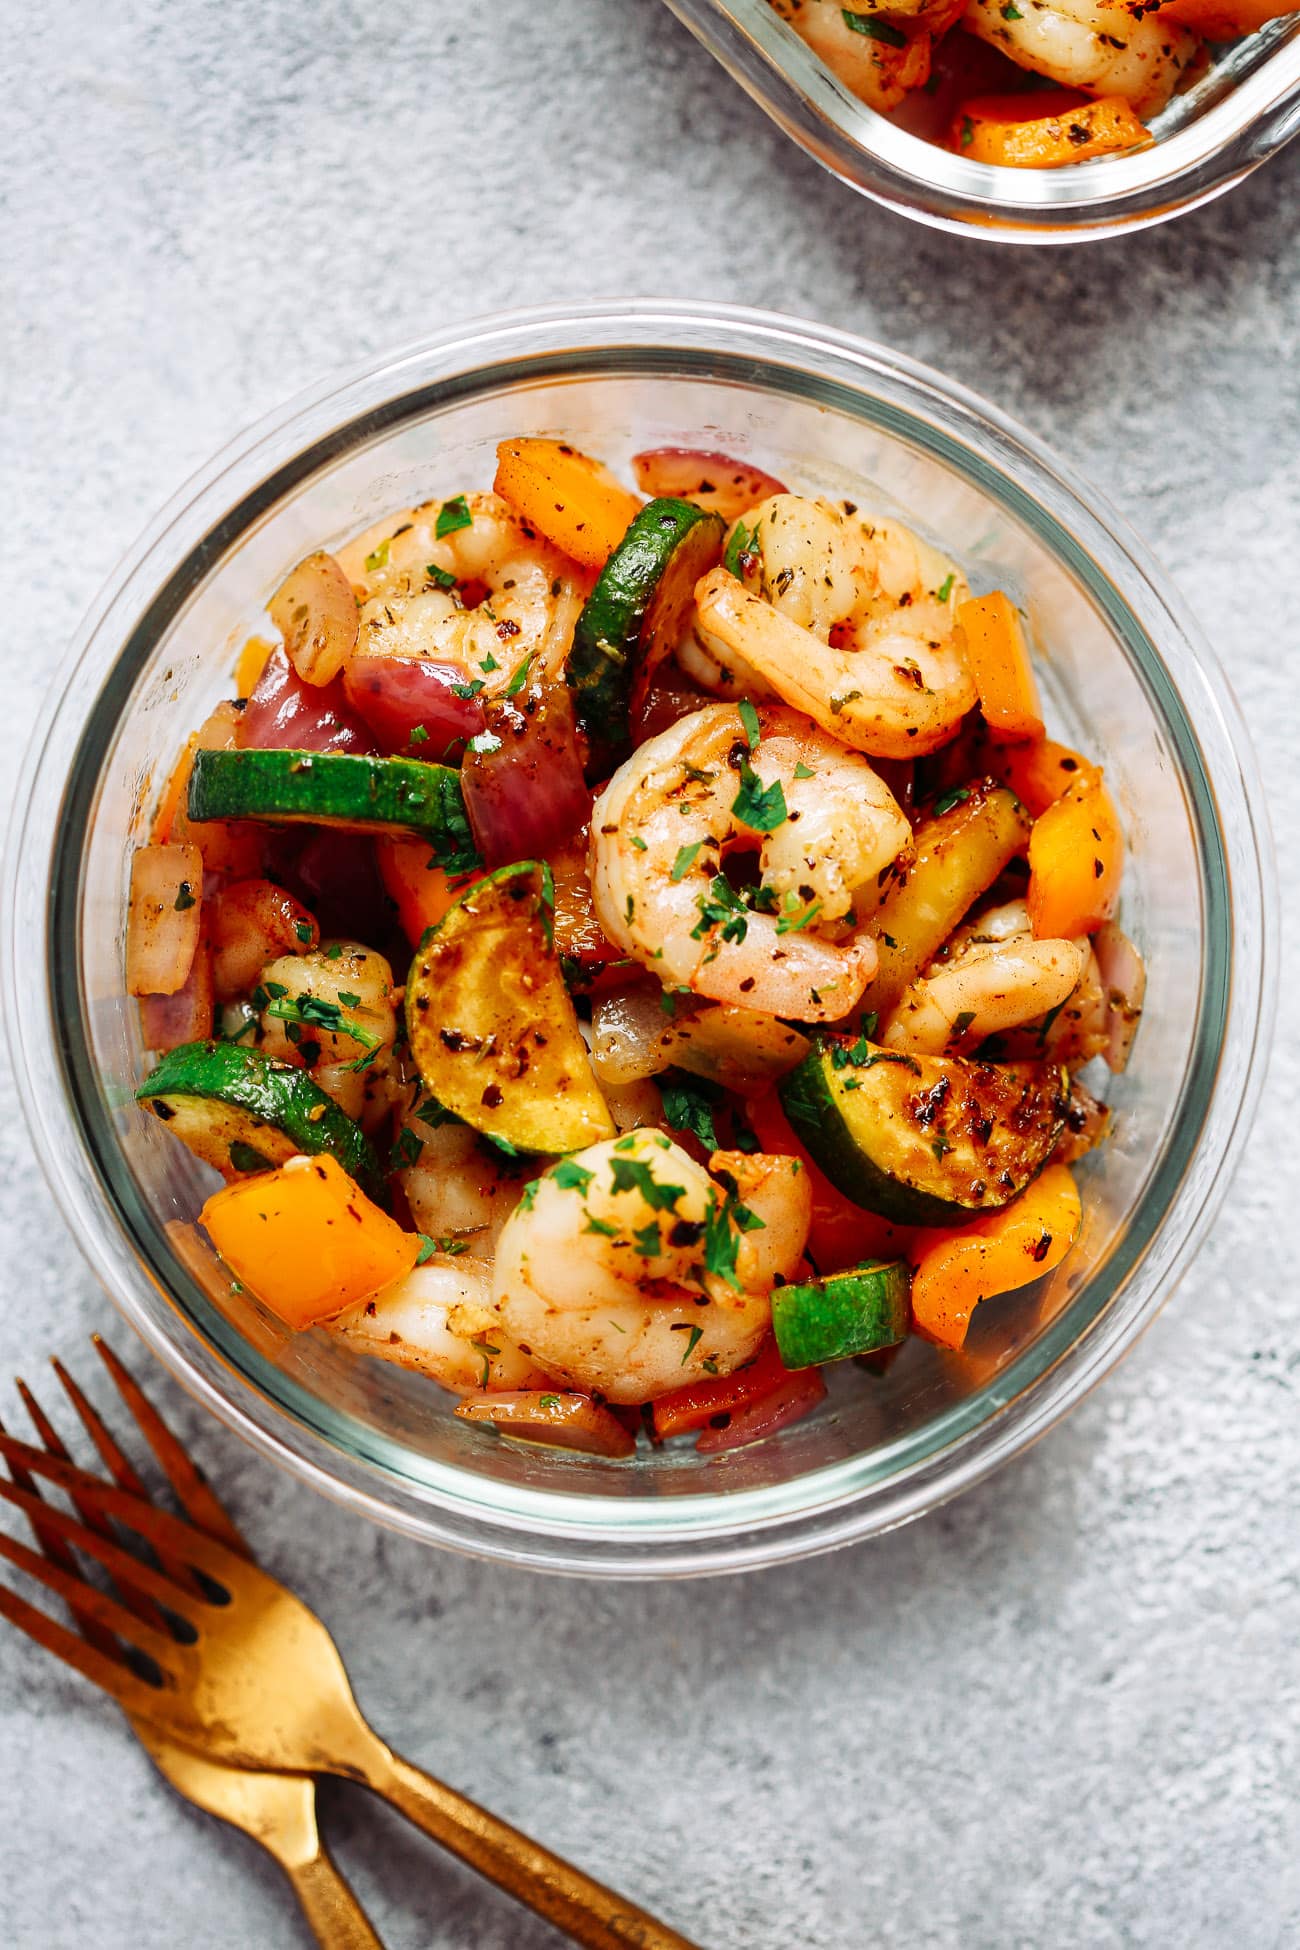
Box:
1;3;1297;1945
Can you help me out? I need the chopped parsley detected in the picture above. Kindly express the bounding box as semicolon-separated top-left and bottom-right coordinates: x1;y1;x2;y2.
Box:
478;650;500;674
936;572;956;602
671;842;702;883
390;1126;424;1169
960;114;975;150
776;893;823;935
294;919;313;944
731;760;787;834
629;834;648;851
552;1159;595;1194
633;1219;663;1259
608;1157;685;1211
793;761;815;781
660;1073;723;1152
737;699;761;752
932;785;973;817
539;1394;562;1411
337;991;361;1009
583;1212;619;1238
504;653;535;698
691;875;749;947
451;677;486;700
723;518;762;579
435;495;473;539
676;1323;704;1365
264;992;380;1069
951;1009;976;1038
426;562;457;590
702;1190;765;1292
173;881;196;912
841;9;906;44
409;724;430;745
415;1233;467;1263
364;539;390;572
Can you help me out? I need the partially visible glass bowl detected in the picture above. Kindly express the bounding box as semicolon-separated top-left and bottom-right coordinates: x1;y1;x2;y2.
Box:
5;303;1274;1575
663;0;1300;240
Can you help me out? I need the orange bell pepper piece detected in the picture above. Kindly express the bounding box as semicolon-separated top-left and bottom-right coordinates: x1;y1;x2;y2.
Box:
956;592;1045;742
988;736;1102;817
233;633;276;698
951;93;1150;168
910;1164;1081;1350
1027;773;1123;938
200;1154;419;1331
743;1091;913;1273
493;438;641;569
377;835;481;947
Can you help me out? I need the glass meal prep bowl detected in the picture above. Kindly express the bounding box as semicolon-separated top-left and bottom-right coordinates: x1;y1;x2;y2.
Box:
662;0;1300;240
6;302;1274;1577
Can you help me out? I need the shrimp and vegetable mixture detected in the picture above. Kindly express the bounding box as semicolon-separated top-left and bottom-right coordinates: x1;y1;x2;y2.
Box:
129;436;1146;1460
773;0;1296;169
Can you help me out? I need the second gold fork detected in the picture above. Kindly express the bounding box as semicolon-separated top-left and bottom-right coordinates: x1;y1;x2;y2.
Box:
5;1340;381;1949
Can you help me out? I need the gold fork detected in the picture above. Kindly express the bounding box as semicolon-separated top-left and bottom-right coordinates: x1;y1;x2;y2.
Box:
0;1406;700;1950
3;1341;382;1949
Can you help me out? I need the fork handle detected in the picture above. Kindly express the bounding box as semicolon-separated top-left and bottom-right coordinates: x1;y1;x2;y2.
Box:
281;1849;385;1950
357;1740;699;1950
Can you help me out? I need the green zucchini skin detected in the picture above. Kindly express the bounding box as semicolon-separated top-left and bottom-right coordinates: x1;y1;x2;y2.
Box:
772;1259;912;1369
568;497;724;766
187;749;480;872
136;1039;383;1198
780;1036;1067;1227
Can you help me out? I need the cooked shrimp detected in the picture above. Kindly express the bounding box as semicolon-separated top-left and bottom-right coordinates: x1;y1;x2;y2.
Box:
964;0;1198;113
771;0;956;110
880;898;1089;1054
328;1255;550;1395
335;490;583;693
256;940;400;1127
397;1097;526;1252
492;1130;809;1402
692;495;976;759
590;702;910;1022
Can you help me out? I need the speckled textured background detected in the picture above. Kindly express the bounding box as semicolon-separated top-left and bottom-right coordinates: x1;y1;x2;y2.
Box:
1;3;1297;1945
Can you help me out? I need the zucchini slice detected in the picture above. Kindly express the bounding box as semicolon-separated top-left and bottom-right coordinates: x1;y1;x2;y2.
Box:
405;862;615;1154
567;497;724;764
136;1039;383;1198
188;749;479;872
780;1035;1067;1227
772;1259;912;1369
860;781;1030;1018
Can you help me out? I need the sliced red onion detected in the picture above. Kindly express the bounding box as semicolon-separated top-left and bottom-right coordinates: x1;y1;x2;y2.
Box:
240;647;372;753
1093;921;1146;1073
462;683;591;869
694;1365;826;1453
342;653;486;759
630;448;788;523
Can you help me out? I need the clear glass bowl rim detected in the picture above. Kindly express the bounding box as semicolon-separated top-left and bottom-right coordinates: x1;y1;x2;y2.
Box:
662;0;1300;241
4;300;1277;1577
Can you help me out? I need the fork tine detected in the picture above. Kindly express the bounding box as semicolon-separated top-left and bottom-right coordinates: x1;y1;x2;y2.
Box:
0;1434;252;1598
0;1524;180;1663
89;1338;247;1555
17;1377;181;1628
0;1434;246;1588
0;1409;124;1664
49;1359;209;1598
0;1574;175;1723
0;1471;205;1626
